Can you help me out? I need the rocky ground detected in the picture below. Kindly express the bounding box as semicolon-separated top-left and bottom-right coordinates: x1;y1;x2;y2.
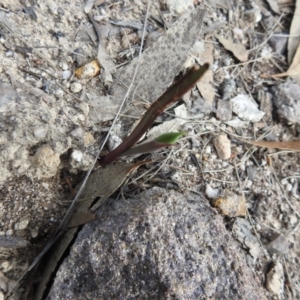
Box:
0;0;299;299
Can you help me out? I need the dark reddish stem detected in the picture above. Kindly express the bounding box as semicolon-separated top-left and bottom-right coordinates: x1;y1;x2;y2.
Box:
100;63;209;166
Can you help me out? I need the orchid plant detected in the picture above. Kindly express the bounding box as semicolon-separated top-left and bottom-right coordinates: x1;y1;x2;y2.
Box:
100;63;209;166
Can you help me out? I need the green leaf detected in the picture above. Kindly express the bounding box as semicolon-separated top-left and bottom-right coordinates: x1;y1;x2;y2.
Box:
155;132;185;144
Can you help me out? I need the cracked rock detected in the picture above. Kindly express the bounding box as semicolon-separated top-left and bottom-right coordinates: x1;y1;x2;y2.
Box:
47;188;267;300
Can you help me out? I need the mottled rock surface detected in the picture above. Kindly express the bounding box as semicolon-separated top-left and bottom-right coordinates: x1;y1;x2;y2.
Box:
47;188;267;300
272;81;300;124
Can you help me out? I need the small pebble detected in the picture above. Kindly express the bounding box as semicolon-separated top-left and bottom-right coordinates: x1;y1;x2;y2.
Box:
205;184;219;199
289;215;297;226
230;94;265;122
266;261;284;296
42;183;50;190
245;180;253;188
108;133;122;152
33;127;48;139
221;161;228;167
286;183;292;192
205;145;211;154
266;234;290;254
71;150;83;162
213;191;246;217
280;178;287;185
62;70;71;80
216;100;232;121
14;219;29;230
165;0;193;14
213;134;231;160
70;82;82;93
61;63;68;70
83;132;95;147
233;27;244;39
31;229;39;238
5;50;14;57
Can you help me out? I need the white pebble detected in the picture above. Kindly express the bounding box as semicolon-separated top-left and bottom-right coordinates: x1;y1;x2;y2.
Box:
71;150;83;162
245;180;253;188
61;63;68;70
70;82;83;93
14;219;29;230
210;153;217;160
205;145;211;154
222;161;228;167
239;164;246;171
205;184;219;199
289;215;297;226
280;178;287;185
62;70;71;80
286;184;292;192
266;261;284;295
34;127;48;139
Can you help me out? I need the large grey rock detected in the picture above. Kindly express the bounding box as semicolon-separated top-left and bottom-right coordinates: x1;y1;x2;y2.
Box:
272;81;300;124
47;187;267;300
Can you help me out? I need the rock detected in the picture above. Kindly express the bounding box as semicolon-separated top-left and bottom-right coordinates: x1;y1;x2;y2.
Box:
107;133;123;152
33;126;48;139
220;79;236;100
31;145;60;179
213;191;247;217
232;218;261;264
69;149;93;171
165;0;194;14
62;70;71;80
70;127;84;141
83;132;95;147
205;184;219;199
213;134;231;160
47;188;267;300
272;81;300;124
266;234;290;254
70;82;82;93
230;94;265;122
14;219;29;230
216;100;232;121
266;261;284;296
75;60;101;79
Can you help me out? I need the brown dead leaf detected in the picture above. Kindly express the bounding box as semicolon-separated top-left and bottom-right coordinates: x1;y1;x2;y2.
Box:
68;211;96;227
196;43;215;105
287;0;300;64
241;139;300;151
216;35;249;62
272;43;300;80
